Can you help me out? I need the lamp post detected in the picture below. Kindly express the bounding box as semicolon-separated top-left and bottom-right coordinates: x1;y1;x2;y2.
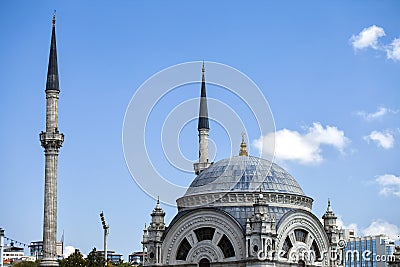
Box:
99;212;109;266
0;228;4;267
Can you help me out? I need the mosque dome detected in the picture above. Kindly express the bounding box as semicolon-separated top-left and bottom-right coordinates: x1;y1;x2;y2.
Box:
177;154;313;229
185;155;305;197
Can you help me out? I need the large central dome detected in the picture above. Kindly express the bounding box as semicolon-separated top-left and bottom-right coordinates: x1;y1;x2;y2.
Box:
177;155;312;228
185;155;305;197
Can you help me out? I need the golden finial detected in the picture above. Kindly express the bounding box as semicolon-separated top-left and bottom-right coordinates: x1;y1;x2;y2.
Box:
239;132;248;156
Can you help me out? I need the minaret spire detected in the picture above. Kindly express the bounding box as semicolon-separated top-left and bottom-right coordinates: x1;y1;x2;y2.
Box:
39;13;64;267
194;62;211;175
198;61;209;130
46;11;59;93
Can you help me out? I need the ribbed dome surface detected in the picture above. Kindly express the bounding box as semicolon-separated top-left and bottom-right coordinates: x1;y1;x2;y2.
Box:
185;156;304;196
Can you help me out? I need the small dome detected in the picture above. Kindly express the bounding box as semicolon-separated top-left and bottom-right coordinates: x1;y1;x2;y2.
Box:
185;156;304;196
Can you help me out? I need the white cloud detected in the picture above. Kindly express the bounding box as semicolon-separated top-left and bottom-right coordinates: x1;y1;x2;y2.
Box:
363;220;400;240
356;107;398;121
350;25;386;50
63;245;86;258
337;216;359;235
350;25;400;62
63;245;77;258
386;38;400;61
364;130;394;149
376;174;400;197
253;122;349;164
336;217;399;241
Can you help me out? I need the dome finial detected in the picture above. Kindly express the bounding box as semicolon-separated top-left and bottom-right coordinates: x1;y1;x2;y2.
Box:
327;198;333;212
239;132;248;156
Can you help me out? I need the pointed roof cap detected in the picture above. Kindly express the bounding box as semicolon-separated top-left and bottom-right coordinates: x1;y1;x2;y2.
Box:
46;11;60;92
198;62;209;130
322;198;337;219
151;196;165;216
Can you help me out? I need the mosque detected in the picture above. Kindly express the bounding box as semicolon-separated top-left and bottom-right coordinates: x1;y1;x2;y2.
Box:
141;65;343;267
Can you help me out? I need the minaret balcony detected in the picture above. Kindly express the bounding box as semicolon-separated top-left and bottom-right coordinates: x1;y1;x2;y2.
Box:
40;131;64;147
193;162;212;175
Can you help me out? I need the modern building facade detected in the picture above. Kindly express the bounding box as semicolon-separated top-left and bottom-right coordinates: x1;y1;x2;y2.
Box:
39;13;64;267
141;65;344;267
129;251;146;266
388;246;400;266
98;250;123;264
3;243;24;264
343;235;395;267
29;241;64;261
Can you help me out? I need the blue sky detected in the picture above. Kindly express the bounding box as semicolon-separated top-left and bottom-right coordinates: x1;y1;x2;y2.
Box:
1;0;399;260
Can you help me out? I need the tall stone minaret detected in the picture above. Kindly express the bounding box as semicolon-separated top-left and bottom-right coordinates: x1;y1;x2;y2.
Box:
193;63;211;175
39;13;64;267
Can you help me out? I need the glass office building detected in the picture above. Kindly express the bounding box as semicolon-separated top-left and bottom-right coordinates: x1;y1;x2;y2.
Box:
344;235;395;267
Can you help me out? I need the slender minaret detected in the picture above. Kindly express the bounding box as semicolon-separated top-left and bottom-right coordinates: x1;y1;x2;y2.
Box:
39;12;64;267
322;199;340;266
193;63;212;175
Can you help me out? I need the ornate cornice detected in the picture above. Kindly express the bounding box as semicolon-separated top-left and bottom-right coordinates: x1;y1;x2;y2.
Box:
177;192;313;211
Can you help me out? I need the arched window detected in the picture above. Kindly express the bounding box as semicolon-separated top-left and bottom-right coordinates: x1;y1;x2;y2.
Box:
282;237;293;258
194;227;215;242
217;235;235;258
311;240;321;261
176;238;192;261
294;229;308;243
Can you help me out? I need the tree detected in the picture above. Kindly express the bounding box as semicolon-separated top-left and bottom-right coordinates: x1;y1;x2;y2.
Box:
86;247;105;267
12;261;40;267
59;248;86;267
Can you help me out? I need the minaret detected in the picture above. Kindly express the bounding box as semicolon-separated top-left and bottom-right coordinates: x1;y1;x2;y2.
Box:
39;12;64;267
322;199;338;237
193;62;211;175
143;197;166;266
322;199;340;266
